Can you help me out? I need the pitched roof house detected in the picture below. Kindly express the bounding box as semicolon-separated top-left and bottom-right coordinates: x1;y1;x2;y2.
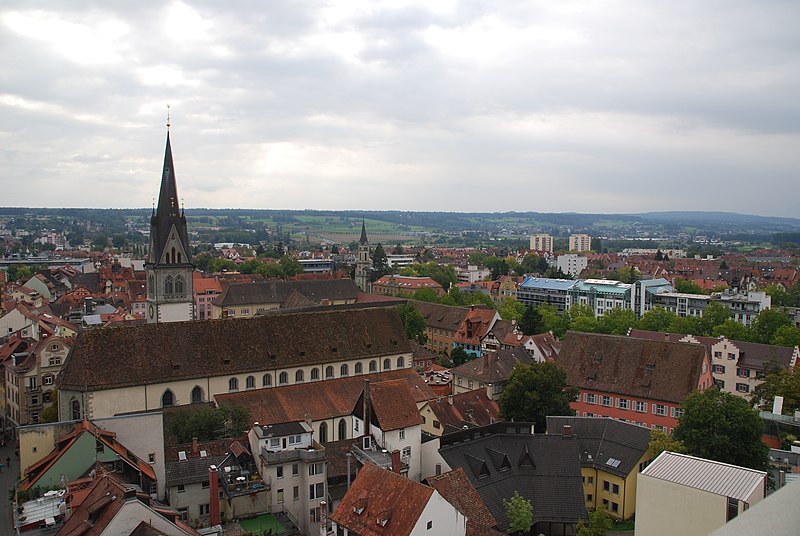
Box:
451;347;532;400
454;307;501;357
426;467;502;536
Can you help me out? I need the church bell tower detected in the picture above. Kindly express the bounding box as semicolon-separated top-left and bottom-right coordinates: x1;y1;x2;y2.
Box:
145;127;194;323
354;219;372;293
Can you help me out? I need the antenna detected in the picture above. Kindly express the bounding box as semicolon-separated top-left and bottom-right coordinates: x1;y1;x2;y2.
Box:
166;104;171;130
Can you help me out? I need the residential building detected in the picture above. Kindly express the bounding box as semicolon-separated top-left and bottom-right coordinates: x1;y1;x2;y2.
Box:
192;273;222;320
653;289;771;326
425;468;502;535
457;265;490;284
710;478;800;535
547;416;654;520
145;130;195;323
501;331;561;362
419;390;501;436
354;220;371;292
517;277;577;313
57;306;412;420
371;275;445;297
569;234;592;253
530;234;554;253
559;332;714;431
438;422;587;535
557;254;588;277
635;451;767;536
453;307;501;357
385;253;416;269
450;348;531;400
491;275;523;305
331;463;467;536
210;278;359;319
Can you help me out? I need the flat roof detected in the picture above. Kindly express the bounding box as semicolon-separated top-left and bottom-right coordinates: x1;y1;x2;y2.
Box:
520;277;577;291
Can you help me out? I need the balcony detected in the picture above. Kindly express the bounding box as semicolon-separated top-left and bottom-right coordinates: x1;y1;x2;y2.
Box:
261;442;326;465
219;464;270;499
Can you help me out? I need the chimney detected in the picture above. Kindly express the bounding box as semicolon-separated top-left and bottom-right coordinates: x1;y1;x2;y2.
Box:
391;450;402;474
209;465;221;526
562;424;573;438
447;394;453;405
124;488;137;500
191;437;199;456
363;379;371;438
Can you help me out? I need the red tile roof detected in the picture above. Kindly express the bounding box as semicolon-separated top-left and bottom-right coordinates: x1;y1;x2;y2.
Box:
369;379;424;431
427;467;497;530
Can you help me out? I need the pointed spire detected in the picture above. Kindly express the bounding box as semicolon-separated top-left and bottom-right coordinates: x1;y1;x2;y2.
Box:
148;129;190;264
359;218;369;246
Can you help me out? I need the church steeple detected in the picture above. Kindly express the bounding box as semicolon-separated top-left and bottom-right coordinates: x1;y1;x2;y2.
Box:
148;132;190;264
359;218;369;246
354;218;371;293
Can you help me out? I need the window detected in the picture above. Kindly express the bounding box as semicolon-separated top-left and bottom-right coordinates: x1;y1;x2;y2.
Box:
611;502;619;513
262;374;272;387
277;466;284;479
295;370;304;383
383;358;391;371
601;395;612;407
241;308;250;316
397;356;404;368
587;476;594;484
292;463;299;476
288;434;302;445
318;422;328;443
191;386;203;403
175;276;184;294
199;504;210;516
435;464;442;476
270;438;280;449
714;351;722;358
164;275;174;294
228;378;239;392
148;453;156;464
355;362;363;375
178;508;188;521
652;404;668;416
603;480;610;492
427;521;433;530
727;496;739;521
736;383;750;393
468;380;473;389
433;420;440;429
634;401;648;413
293;486;299;501
202;480;210;489
715;379;726;389
671;407;684;418
277;489;284;503
177;484;185;493
310;368;320;381
48;356;61;366
71;399;81;420
616;398;630;410
369;360;377;372
399;428;405;440
338;419;347;440
728;352;736;360
279;372;289;385
612;483;619;494
587;494;593;502
584;393;597;404
325;366;334;379
43;376;54;385
161;390;174;407
602;499;609;508
309;482;325;500
402;446;411;458
713;364;726;374
310;508;320;523
737;368;751;378
246;375;256;389
340;364;349;377
309;463;324;476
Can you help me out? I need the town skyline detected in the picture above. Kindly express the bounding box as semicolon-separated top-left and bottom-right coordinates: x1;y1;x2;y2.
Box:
2;1;798;217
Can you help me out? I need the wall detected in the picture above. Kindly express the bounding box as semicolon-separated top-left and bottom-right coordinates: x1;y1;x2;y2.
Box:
420;437;450;481
410;491;466;536
635;473;726;536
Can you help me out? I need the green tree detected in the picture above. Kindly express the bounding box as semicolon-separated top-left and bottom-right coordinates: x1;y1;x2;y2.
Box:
674;279;707;295
673;389;769;471
519;306;545;336
503;491;533;535
751;308;792;344
371;243;389;281
279;255;304;277
597;307;639;335
698;301;733;336
771;325;800;347
499;298;525;322
171;405;251;443
412;288;441;303
577;506;613;536
499;362;578;432
520;253;548;275
396;303;427;344
712;319;754;342
6;264;32;283
617;265;641;284
539;304;570;338
648;429;687;457
392;244;404;254
639;307;678;332
450;346;470;366
751;364;800;415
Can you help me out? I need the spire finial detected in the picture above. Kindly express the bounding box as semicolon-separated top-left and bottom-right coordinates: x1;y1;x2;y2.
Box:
166;104;171;130
152;197;155;215
181;197;185;216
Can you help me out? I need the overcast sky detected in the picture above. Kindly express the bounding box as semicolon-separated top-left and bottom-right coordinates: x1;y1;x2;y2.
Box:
1;1;798;217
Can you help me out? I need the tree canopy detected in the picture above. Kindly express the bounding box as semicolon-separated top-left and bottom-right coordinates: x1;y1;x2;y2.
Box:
498;361;578;432
751;364;800;415
519;306;545;335
503;491;533;535
673;389;769;471
577;506;613;536
396;303;427;344
170;405;251;443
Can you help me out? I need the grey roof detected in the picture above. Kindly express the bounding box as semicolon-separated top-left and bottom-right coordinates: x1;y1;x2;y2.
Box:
450;348;531;384
710;478;800;536
546;416;652;478
258;421;309;439
439;424;587;531
642;451;766;501
165;454;228;486
519;277;578;291
214;278;359;307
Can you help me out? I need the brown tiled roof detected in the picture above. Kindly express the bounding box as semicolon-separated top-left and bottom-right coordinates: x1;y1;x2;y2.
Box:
451;348;531;384
59;307;410;391
373;275;443;291
407;300;470;332
216;368;434;426
559;331;707;403
455;308;499;345
427;467;497;529
330;463;434;536
426;390;501;431
733;340;795;370
369;379;424;431
213;279;359;307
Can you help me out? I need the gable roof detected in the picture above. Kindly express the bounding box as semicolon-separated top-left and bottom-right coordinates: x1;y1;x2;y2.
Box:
330;463;434;536
559;331;708;403
546;416;652;478
426;390;501;433
216;368;433;426
59;307;410;391
213;278;359;307
369;379;424;431
426;467;497;530
455;308;499;345
407;300;470;332
451;348;531;384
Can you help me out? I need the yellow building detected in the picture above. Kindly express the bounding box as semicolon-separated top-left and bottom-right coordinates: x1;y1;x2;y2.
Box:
547;416;655;520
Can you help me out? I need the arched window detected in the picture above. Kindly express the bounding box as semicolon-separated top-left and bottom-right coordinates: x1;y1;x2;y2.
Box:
164;275;174;295
279;372;289;385
161;390;174;407
71;398;81;420
340;364;349;377
397;356;404;368
191;386;203;403
171;247;176;264
246;376;256;389
228;377;239;392
369;360;377;373
177;252;182;263
262;374;272;387
175;276;184;294
165;251;171;264
311;368;320;381
319;422;328;444
338;419;347;441
355;362;363;375
295;370;304;383
325;366;334;379
383;358;391;371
